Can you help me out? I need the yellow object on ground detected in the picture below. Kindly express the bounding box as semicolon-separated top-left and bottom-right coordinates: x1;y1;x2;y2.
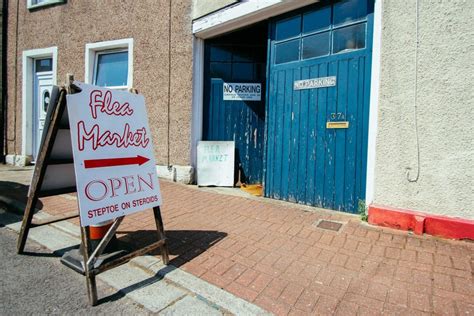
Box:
240;184;263;196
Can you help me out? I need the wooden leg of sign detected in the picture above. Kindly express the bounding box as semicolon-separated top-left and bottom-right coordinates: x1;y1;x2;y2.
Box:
81;226;98;306
17;194;39;254
85;272;98;307
18;87;68;254
153;206;169;265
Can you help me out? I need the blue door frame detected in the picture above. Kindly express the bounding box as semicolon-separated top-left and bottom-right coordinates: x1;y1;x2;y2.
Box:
264;0;375;213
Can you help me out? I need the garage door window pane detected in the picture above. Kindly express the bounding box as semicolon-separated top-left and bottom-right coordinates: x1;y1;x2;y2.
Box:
95;51;128;87
210;45;232;62
233;46;253;62
210;62;231;79
303;6;331;33
333;23;366;54
232;63;254;81
333;0;368;25
275;39;300;64
302;32;330;59
275;15;301;41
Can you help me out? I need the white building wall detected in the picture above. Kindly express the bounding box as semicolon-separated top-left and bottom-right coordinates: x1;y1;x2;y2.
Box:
373;0;474;219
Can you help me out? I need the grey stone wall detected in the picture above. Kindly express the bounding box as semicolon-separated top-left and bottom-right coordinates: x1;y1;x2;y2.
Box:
6;0;193;166
373;0;474;219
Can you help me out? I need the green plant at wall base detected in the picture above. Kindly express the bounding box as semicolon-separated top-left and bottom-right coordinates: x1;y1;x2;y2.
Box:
358;200;368;222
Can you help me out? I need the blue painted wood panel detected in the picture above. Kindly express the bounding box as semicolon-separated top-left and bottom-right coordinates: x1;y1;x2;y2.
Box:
204;79;265;184
203;24;268;184
265;1;374;213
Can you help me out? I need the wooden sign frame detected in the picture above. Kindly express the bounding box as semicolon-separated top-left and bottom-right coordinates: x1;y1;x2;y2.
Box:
17;75;169;306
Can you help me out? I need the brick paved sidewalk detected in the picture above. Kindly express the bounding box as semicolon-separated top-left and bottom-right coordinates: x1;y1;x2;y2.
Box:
39;181;473;315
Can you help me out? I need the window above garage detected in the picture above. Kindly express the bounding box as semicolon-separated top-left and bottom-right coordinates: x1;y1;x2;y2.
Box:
272;0;373;65
27;0;65;10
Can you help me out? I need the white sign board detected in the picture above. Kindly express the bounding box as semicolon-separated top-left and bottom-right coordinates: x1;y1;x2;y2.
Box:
197;141;234;187
293;76;337;90
223;83;261;101
67;82;161;227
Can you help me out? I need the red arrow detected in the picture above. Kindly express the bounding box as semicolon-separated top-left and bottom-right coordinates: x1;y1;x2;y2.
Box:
84;155;150;169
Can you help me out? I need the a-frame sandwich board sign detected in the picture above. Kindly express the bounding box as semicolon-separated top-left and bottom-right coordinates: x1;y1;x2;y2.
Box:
17;83;78;253
17;75;170;306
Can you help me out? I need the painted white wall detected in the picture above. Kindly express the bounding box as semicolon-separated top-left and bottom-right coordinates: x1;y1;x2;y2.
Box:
373;0;474;219
192;0;238;20
365;0;383;207
22;47;57;158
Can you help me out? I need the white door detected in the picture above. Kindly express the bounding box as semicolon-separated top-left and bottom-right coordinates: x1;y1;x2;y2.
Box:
33;60;53;161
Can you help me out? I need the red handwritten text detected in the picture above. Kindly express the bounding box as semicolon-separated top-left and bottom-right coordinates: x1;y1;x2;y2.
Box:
89;90;134;119
77;121;150;151
84;173;155;203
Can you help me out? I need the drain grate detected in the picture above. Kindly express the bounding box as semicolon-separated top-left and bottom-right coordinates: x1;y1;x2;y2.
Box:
316;220;343;232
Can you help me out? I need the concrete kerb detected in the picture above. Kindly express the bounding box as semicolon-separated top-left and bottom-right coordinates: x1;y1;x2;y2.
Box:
2;213;269;315
130;256;269;315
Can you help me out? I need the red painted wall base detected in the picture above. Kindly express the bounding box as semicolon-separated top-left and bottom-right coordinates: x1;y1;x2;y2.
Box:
368;204;474;240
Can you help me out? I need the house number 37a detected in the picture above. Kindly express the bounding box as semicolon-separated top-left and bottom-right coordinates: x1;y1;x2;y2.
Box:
330;112;345;120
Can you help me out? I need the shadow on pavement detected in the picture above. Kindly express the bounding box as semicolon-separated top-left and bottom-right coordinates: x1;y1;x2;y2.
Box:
0;181;44;218
116;229;227;266
0;205;22;227
97;229;226;305
20;245;80;258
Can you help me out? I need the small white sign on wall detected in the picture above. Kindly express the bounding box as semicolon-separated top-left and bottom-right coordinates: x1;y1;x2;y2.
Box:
197;141;235;187
223;83;261;101
294;76;337;90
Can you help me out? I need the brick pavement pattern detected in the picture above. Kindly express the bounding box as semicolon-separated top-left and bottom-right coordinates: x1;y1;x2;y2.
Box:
40;181;474;315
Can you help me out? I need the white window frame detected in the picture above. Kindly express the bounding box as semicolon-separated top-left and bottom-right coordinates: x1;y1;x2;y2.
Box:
22;47;58;157
85;38;133;90
27;0;65;10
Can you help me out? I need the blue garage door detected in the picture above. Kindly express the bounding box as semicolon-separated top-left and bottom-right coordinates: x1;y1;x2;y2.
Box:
203;24;267;184
265;0;374;213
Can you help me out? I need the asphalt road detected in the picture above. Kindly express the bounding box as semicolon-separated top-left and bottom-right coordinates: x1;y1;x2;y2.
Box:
0;225;150;315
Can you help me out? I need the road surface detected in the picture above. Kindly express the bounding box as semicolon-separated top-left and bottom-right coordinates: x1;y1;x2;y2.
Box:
0;223;150;315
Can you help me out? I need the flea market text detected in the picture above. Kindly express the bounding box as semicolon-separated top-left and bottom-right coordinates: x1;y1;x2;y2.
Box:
77;90;150;151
